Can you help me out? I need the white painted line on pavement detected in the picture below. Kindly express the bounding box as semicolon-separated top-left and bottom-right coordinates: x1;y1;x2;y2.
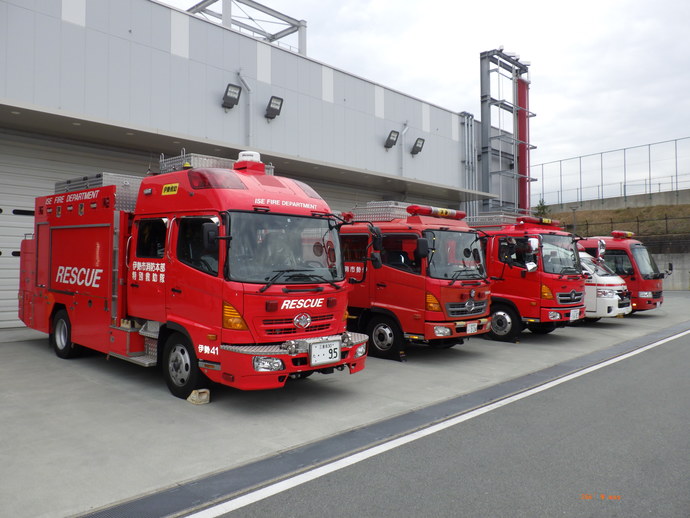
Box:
187;329;690;517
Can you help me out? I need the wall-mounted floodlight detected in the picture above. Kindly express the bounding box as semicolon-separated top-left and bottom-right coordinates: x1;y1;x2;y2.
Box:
384;130;400;149
411;138;425;155
265;96;284;120
222;83;242;109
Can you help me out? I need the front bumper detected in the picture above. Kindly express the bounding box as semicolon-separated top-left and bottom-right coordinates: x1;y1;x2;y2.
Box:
537;306;585;324
405;317;491;343
207;332;368;390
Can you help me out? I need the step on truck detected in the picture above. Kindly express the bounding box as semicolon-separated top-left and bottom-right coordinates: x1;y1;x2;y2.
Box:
579;231;671;312
471;215;586;341
340;201;491;360
18;151;368;399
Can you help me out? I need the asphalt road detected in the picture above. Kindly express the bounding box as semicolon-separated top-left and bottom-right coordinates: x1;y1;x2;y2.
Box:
205;331;690;518
1;293;689;517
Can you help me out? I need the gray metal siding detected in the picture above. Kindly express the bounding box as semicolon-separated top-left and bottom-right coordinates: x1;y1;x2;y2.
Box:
1;0;468;189
0;130;151;329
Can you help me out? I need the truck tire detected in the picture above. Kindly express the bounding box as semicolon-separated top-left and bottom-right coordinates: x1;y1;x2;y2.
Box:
50;309;82;359
366;316;403;359
488;304;522;342
526;322;556;334
163;333;201;399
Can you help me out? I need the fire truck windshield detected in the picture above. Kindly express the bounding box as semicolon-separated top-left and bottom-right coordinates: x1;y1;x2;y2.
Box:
631;244;662;278
424;230;485;280
542;235;581;275
226;212;344;284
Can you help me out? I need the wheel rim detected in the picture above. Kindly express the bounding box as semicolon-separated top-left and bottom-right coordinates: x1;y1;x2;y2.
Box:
491;310;513;336
371;322;395;352
55;319;69;350
168;344;191;387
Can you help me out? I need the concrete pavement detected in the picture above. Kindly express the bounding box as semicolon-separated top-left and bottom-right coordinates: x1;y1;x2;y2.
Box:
1;293;689;517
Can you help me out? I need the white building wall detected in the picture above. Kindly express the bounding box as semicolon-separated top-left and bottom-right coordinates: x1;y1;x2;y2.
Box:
0;0;467;188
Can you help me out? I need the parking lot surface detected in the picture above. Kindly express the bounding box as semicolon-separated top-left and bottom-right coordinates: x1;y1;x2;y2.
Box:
1;292;688;517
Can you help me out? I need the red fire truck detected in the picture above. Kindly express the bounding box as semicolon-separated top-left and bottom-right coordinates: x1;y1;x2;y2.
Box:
340;201;491;360
579;231;670;311
473;215;586;341
18;151;368;399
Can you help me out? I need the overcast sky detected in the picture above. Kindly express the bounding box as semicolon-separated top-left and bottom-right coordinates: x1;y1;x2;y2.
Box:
162;0;690;168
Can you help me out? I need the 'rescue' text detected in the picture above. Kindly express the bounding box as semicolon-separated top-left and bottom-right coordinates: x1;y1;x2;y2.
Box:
55;266;104;288
281;298;325;310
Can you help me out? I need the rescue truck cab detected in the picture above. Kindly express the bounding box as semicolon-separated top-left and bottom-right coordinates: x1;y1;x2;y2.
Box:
340;201;491;360
474;215;586;341
579;231;670;311
18;151;368;399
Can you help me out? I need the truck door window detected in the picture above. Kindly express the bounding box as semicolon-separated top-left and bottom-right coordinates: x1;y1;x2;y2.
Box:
498;237;532;269
136;219;166;259
177;217;219;276
603;249;634;276
341;235;369;261
382;236;420;273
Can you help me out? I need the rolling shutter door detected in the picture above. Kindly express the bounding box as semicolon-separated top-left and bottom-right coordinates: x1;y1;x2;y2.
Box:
0;130;148;329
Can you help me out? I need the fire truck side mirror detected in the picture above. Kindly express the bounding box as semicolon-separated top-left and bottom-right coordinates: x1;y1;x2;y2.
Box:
202;222;219;252
597;239;606;257
525;261;538;273
667;262;674;276
415;238;429;259
371;228;383;252
527;237;540;253
370;252;383;269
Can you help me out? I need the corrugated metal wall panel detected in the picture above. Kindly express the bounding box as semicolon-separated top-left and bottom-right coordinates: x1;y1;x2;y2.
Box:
0;130;150;328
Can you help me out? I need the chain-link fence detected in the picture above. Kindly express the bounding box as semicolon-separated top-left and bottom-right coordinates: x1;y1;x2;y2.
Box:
531;137;690;206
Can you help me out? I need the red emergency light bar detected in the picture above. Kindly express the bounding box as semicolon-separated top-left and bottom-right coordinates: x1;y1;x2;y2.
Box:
406;204;466;220
611;230;635;239
188;170;246;190
517;216;561;227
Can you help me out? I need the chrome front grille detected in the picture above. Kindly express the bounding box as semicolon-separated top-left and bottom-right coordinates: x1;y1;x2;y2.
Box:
263;314;333;336
557;290;584;304
446;300;488;317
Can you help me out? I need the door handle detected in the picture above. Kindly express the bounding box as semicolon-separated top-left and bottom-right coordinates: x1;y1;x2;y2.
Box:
130;283;139;288
171;287;182;294
376;282;387;288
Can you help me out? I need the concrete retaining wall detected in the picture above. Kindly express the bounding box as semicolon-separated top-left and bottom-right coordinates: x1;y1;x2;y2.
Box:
548;189;690;212
656;253;690;291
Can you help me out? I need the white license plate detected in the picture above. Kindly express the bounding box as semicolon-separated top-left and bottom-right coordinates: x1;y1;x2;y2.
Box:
569;309;580;321
467;323;478;334
310;341;341;366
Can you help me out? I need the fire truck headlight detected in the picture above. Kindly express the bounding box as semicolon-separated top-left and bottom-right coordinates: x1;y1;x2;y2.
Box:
354;343;367;358
253;356;284;372
596;288;615;298
548;311;561;321
434;326;452;337
638;291;652;298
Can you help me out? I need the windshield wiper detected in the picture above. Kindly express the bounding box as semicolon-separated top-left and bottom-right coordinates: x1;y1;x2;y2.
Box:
286;271;340;289
448;269;481;285
259;269;310;293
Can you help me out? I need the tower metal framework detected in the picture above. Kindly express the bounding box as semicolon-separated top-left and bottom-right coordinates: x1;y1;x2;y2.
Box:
480;49;534;214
